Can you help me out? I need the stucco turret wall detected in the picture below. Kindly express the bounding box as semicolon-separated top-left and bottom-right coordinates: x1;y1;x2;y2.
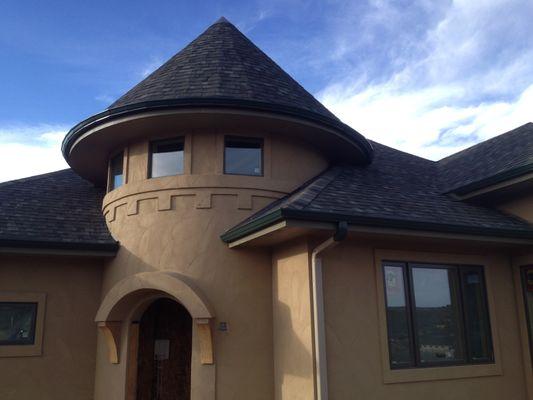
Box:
93;125;328;399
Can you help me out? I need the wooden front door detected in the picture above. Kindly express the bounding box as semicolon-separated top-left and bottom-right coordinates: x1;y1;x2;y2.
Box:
136;298;192;400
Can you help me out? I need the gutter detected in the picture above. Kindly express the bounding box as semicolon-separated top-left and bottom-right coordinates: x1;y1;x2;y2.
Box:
311;221;348;400
447;163;533;197
61;98;373;164
221;208;533;244
0;239;119;257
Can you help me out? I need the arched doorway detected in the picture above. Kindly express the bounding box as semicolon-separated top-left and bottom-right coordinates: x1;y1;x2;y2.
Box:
136;298;192;400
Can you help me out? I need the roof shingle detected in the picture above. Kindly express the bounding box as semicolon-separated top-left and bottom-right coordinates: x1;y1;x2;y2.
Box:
224;140;533;241
438;122;533;194
110;18;338;122
0;169;116;250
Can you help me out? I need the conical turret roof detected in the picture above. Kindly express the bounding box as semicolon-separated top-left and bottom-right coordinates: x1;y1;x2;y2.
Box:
62;18;373;184
109;18;338;121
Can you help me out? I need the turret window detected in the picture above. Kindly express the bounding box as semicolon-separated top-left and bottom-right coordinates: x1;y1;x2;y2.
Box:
109;152;124;191
149;138;184;178
224;136;263;176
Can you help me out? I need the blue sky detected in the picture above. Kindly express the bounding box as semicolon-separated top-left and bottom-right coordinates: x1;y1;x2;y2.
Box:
1;0;532;182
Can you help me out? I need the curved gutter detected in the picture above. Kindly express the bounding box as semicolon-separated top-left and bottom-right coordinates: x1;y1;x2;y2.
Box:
311;221;348;400
61;98;374;164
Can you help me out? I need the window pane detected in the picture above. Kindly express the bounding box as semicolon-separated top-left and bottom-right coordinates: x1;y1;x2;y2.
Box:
0;302;37;345
461;269;493;362
109;152;124;191
384;264;413;367
150;139;184;178
224;137;262;176
412;267;464;364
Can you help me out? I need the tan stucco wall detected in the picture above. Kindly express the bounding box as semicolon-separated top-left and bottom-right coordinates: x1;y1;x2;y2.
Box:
272;239;315;400
498;190;533;223
94;128;328;399
321;240;530;400
0;254;103;400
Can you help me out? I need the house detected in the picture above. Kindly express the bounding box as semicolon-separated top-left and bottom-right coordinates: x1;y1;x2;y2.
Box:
1;16;533;400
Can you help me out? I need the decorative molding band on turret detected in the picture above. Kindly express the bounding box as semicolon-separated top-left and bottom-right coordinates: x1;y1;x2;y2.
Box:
103;188;284;222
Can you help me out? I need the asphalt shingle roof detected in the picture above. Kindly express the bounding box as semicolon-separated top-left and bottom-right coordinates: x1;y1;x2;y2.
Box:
109;18;338;121
0;169;117;250
224;140;533;241
438;122;533;194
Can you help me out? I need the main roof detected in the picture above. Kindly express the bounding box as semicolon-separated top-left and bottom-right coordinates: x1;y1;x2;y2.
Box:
439;122;533;195
2;126;532;250
0;169;117;252
223;135;533;243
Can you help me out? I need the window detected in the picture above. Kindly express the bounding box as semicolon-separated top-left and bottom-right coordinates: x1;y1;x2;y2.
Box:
149;138;184;178
224;136;263;176
0;302;38;345
109;152;124;191
383;262;493;369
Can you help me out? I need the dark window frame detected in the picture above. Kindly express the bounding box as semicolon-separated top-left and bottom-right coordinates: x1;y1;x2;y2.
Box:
148;137;185;179
383;261;494;369
108;151;125;192
223;136;264;177
520;265;533;365
0;302;38;346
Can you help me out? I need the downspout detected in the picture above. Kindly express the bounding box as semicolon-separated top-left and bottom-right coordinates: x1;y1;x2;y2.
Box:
311;221;348;400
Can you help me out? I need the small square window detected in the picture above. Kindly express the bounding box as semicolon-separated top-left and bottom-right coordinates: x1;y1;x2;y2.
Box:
224;136;263;176
0;302;38;346
109;152;124;191
149;138;184;178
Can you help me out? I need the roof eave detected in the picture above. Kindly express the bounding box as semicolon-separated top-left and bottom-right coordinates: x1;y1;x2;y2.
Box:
0;238;119;256
221;208;533;244
446;163;533;197
62;98;374;165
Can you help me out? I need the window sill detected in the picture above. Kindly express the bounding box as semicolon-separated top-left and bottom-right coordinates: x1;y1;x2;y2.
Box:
383;362;502;384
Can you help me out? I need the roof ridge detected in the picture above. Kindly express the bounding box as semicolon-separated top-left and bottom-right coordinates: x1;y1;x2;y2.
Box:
438;122;533;165
0;168;72;188
369;140;435;164
282;166;344;211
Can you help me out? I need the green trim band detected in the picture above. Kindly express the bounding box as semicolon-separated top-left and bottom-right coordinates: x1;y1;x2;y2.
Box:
221;208;533;243
62;98;374;165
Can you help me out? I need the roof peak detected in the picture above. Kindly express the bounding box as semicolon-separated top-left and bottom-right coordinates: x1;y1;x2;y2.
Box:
214;16;231;24
108;17;341;121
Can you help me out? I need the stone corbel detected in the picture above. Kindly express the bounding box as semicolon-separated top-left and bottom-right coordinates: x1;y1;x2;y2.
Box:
196;318;214;364
98;321;122;364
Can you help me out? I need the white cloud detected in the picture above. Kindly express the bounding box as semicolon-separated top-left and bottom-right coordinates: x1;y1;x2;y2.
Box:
322;81;533;160
0;124;69;183
95;94;116;105
317;0;533;160
140;57;164;78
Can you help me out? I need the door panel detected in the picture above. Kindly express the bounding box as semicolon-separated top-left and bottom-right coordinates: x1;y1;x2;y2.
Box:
137;298;192;400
